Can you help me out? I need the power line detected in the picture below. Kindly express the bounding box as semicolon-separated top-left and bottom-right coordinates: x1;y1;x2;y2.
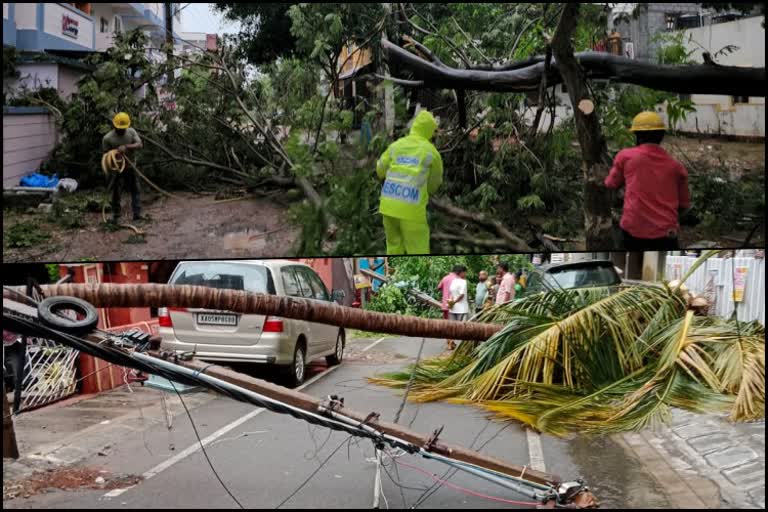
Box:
275;435;354;509
170;381;245;509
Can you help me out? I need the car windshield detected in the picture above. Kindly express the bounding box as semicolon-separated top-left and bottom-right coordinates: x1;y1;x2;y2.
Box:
543;264;620;290
171;262;276;295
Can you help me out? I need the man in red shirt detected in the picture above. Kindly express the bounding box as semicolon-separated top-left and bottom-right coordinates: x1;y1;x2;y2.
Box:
605;111;691;250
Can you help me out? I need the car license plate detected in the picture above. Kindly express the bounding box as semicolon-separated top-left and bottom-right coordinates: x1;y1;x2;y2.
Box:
196;313;238;326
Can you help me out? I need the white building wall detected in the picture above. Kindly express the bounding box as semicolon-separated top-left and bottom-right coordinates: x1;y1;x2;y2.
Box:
4;3;9;19
11;63;60;92
43;3;94;49
667;16;765;138
3;112;58;188
14;3;36;29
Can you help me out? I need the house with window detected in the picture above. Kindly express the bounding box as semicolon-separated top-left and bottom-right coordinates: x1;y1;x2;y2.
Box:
3;3;182;97
610;3;765;138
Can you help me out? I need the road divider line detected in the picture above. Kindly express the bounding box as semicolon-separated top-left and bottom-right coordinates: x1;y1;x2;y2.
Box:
103;364;341;500
362;336;392;352
526;428;546;472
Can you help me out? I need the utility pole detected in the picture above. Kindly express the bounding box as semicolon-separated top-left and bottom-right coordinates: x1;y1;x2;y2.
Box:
3;382;20;460
164;3;174;86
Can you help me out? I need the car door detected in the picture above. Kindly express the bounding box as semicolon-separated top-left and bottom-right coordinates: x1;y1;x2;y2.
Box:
279;266;313;355
301;267;339;354
291;266;334;355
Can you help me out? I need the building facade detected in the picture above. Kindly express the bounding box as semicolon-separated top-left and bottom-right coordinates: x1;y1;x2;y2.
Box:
4;3;181;53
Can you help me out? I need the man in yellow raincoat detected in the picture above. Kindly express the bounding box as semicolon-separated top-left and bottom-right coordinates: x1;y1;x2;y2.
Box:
376;110;443;255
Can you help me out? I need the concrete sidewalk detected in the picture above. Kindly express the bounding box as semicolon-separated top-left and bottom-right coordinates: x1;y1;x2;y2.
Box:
3;386;216;486
626;410;765;509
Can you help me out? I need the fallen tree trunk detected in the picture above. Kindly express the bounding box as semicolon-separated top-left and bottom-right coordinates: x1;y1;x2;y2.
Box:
6;284;501;342
382;40;766;97
551;3;614;250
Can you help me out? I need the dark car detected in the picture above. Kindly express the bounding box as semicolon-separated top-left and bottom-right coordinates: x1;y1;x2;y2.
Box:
523;260;623;295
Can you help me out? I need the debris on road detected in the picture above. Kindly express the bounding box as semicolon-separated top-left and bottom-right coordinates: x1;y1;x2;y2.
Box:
3;467;142;501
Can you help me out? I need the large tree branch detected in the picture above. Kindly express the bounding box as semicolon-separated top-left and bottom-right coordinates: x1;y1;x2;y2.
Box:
383;40;766;96
430;197;532;251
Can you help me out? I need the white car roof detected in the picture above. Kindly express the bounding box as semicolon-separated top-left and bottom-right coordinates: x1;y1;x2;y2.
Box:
176;259;307;269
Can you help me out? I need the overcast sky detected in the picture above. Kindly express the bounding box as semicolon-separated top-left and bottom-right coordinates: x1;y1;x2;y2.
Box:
180;3;241;35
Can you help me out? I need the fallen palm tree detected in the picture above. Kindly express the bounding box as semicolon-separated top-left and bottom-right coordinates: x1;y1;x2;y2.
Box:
370;256;765;435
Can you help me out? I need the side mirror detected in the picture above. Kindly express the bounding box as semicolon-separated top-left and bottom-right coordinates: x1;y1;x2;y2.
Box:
331;289;346;303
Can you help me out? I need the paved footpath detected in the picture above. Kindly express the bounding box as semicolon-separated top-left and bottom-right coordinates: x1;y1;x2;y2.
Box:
621;410;764;509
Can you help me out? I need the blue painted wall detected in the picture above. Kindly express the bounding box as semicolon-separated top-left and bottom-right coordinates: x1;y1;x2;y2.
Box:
3;2;16;46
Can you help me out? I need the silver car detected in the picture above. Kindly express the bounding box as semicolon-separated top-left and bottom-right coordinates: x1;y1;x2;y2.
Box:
158;260;346;387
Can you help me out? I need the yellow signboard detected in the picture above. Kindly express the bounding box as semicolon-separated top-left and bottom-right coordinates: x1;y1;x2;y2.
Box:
354;274;371;290
732;266;748;302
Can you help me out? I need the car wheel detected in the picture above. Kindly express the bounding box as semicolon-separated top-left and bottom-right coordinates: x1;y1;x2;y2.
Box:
282;342;306;388
326;330;345;366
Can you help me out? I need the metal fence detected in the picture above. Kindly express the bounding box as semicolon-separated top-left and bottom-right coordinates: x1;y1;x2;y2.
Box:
665;256;765;325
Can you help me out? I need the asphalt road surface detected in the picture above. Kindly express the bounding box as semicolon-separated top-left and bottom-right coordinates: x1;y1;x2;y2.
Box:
5;336;672;509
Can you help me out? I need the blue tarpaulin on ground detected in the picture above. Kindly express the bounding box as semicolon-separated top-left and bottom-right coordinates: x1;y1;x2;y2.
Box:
19;173;59;188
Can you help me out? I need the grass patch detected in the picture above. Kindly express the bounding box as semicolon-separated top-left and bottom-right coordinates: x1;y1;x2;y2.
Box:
3;222;48;248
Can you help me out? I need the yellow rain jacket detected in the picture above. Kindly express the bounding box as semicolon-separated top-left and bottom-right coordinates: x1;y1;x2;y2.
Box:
376;111;444;223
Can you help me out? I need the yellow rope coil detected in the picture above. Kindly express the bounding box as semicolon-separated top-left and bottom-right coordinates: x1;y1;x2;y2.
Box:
101;149;127;175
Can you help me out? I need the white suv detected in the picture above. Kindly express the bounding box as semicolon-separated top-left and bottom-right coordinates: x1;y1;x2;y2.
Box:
158;260;345;387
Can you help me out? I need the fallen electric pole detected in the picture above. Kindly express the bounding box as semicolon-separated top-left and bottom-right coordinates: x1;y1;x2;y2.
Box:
3;293;598;508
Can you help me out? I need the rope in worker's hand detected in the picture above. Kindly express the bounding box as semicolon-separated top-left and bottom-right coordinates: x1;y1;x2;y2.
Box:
101;149;179;200
101;149;127;175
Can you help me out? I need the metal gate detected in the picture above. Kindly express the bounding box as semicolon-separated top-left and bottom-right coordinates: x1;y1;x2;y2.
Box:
18;337;79;411
4;335;79;413
4;275;80;412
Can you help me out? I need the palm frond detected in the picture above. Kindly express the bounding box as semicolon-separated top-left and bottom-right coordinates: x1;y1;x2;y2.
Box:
371;252;764;435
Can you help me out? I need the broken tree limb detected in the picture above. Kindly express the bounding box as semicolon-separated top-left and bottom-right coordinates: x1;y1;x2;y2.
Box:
432;232;512;250
365;73;425;87
551;3;614;251
358;268;443;309
430;197;533;251
5;284;501;342
383;39;766;97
